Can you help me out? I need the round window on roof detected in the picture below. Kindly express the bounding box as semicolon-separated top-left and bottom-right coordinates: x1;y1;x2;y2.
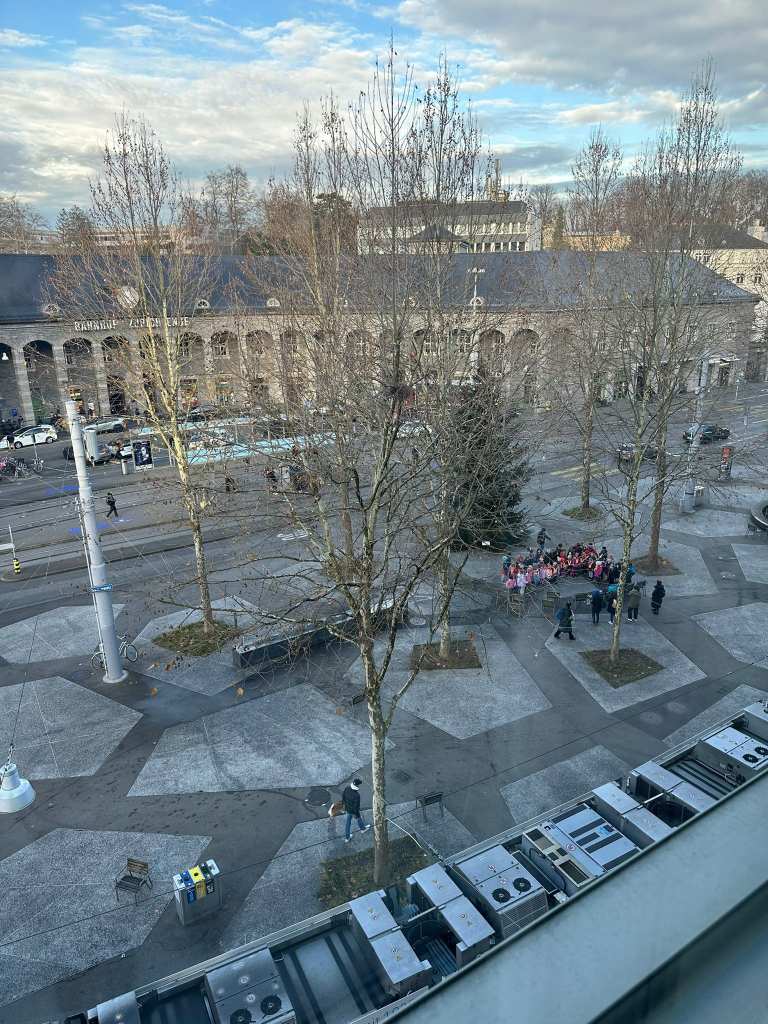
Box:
266;297;280;308
117;286;139;309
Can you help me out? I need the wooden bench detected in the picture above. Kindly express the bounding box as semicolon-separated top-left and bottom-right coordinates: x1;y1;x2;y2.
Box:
115;858;153;904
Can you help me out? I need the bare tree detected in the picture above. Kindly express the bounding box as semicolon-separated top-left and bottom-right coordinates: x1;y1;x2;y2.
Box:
242;53;525;886
568;126;623;243
201;164;258;253
528;183;559;230
56;205;96;252
0;194;50;253
48;114;222;634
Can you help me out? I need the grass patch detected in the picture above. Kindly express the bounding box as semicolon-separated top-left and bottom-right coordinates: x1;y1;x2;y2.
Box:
580;648;663;688
317;837;432;908
410;639;482;670
153;619;237;656
634;555;682;576
563;505;604;521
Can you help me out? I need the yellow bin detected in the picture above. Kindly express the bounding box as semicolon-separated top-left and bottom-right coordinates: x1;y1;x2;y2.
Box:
190;865;206;900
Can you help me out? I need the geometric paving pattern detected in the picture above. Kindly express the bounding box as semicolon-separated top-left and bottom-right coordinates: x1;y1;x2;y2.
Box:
500;745;631;824
664;684;768;747
545;617;706;713
0;676;141;779
731;544;768;585
132;597;259;696
0;604;124;664
128;683;392;796
692;602;768;669
220;800;475;952
344;624;552;739
0;828;210;1008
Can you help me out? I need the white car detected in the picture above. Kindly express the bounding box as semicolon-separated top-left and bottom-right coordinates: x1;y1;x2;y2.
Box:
0;425;58;449
85;417;127;434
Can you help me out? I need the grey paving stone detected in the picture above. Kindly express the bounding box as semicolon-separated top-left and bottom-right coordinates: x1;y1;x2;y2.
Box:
500;745;630;824
662;509;747;537
545;617;706;713
0;677;141;780
132;598;260;696
664;684;768;747
0;604;124;664
0;828;209;1009
732;544;768;585
344;625;551;739
601;535;717;597
692;603;768;669
220;801;475;951
128;683;392;796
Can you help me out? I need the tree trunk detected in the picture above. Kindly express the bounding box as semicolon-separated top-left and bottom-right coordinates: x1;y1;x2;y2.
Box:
646;426;668;571
437;549;452;661
368;693;390;888
339;478;355;560
580;397;594;515
175;454;216;635
609;470;639;664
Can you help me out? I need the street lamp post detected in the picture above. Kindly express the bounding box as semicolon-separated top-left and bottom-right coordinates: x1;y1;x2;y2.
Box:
682;353;710;512
66;400;126;683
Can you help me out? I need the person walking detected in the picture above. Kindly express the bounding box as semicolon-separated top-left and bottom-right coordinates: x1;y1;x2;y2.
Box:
105;491;119;518
607;589;618;624
591;589;603;626
651;580;666;615
342;778;371;842
537;527;550;548
554;600;576;640
627;584;641;621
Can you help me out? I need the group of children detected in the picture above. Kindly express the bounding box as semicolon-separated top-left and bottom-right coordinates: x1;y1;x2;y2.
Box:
501;536;634;596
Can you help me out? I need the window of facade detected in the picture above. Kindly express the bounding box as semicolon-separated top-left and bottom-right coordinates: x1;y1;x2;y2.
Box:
65;350;76;366
736;274;745;284
614;380;629;399
212;339;228;358
754;274;763;284
178;339;190;359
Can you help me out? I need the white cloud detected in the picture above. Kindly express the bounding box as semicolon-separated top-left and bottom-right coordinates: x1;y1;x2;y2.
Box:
0;28;46;48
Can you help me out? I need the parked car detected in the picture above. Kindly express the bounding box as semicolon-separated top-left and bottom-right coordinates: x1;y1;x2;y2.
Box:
85;416;126;434
682;424;730;444
62;441;113;464
0;425;57;449
397;420;429;438
614;442;659;462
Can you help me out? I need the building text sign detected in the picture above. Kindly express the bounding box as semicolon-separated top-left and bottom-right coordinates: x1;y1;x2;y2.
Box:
73;316;190;332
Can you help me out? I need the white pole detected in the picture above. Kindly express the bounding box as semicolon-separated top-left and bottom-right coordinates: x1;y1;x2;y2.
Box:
66;400;126;683
682;355;709;512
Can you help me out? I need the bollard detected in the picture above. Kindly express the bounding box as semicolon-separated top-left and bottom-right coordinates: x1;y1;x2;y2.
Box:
121;458;127;475
13;558;20;575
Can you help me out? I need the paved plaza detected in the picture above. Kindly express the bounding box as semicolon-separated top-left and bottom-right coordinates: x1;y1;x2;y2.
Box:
2;512;768;1023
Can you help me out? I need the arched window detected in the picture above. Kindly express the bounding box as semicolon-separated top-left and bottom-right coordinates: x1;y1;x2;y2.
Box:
246;330;272;356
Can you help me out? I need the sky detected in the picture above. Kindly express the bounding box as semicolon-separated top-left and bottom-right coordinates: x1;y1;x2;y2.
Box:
1;0;767;221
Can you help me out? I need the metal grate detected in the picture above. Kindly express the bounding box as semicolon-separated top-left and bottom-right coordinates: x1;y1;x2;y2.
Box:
305;788;331;806
69;669;92;682
391;770;412;784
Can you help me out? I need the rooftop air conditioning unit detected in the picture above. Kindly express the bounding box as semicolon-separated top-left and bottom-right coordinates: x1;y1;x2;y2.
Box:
206;948;295;1024
696;726;768;782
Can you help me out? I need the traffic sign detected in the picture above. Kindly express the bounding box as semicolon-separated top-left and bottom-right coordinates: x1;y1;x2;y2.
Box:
89;584;113;593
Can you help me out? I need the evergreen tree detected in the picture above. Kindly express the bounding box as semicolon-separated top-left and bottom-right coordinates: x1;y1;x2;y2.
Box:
452;382;529;550
550;203;567;250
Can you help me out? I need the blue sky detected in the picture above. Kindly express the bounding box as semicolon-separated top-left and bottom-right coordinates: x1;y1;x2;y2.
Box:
1;0;767;219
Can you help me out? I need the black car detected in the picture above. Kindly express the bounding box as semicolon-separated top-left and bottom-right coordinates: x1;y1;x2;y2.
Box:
614;442;659;462
682;424;730;444
62;442;113;464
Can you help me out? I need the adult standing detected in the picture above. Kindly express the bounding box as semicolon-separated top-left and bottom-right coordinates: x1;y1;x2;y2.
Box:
627;584;641;621
607;589;618;624
591;589;603;626
554;600;576;641
341;778;371;842
651;580;666;615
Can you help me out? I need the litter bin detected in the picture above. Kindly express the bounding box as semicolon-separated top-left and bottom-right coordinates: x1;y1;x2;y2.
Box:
173;858;221;925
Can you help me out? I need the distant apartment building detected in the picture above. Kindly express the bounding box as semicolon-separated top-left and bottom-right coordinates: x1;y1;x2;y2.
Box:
689;224;768;381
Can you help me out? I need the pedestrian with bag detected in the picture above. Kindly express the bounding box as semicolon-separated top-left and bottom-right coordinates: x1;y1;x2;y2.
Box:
554;600;576;641
607;589;618;624
651;580;666;615
627;584;641;621
105;491;119;519
591;589;603;626
342;778;371;842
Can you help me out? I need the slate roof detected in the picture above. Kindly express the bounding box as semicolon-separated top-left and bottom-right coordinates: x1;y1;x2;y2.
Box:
0;250;757;326
690;223;768;250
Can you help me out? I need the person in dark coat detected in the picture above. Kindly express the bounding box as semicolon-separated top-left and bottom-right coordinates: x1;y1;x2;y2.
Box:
591;589;603;626
651;580;666;615
606;589;618;624
554;600;575;640
342;778;371;842
105;491;118;518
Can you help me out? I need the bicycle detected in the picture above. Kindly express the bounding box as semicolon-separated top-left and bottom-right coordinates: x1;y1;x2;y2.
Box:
91;634;138;668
